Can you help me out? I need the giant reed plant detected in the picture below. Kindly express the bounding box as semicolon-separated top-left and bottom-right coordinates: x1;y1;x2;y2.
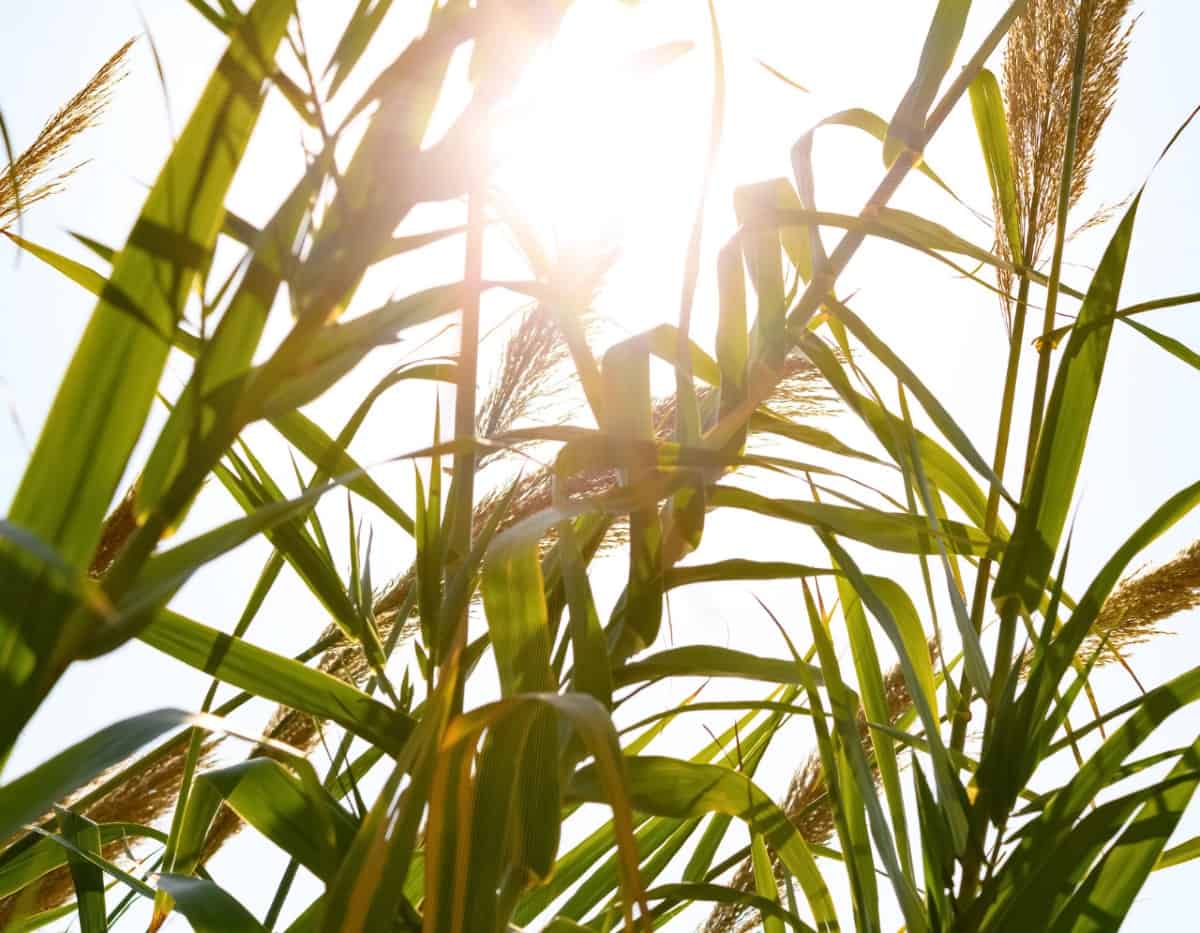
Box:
2;1;1200;931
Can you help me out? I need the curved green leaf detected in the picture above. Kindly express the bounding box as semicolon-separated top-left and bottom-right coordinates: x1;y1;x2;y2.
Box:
613;645;823;690
54;809;105;933
0;0;296;759
995;194;1141;609
179;759;356;882
710;485;993;556
567;756;838;933
157;875;264;933
886;0;970;163
968;69;1022;264
139;611;412;755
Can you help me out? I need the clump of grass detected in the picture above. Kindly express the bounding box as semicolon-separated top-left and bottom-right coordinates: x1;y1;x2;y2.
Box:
261;352;832;767
0;39;134;231
710;519;1200;933
8;1;1199;929
706;655;919;933
52;334;832;893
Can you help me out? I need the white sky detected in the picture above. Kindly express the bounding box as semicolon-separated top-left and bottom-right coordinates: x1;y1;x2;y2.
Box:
3;1;1200;929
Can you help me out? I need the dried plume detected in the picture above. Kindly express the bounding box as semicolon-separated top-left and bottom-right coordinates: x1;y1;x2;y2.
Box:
476;306;572;446
1081;539;1200;667
90;485;139;576
1008;539;1200;679
0;39;134;231
995;0;1134;315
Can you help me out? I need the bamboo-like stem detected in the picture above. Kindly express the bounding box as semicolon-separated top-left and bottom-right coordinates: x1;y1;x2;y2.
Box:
950;223;1036;754
449;150;486;566
991;0;1094;723
1023;0;1093;475
675;0;724;444
954;0;1135;758
440;130;487;720
263;860;300;930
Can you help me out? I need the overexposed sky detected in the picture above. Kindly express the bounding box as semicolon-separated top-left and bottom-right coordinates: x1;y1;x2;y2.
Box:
3;1;1200;929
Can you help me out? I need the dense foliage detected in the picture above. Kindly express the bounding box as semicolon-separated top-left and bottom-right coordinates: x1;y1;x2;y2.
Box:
2;1;1199;931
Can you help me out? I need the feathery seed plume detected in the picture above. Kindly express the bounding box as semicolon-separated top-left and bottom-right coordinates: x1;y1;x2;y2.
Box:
0;39;134;231
995;0;1133;319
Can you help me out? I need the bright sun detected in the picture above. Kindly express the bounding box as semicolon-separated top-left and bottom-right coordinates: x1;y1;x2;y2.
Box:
489;5;715;296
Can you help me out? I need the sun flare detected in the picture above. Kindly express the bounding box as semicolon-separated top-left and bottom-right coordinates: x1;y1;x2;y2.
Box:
490;7;713;299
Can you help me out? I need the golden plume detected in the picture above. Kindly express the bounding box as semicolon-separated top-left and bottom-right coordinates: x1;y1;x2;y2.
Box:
0;39;134;231
995;0;1134;318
